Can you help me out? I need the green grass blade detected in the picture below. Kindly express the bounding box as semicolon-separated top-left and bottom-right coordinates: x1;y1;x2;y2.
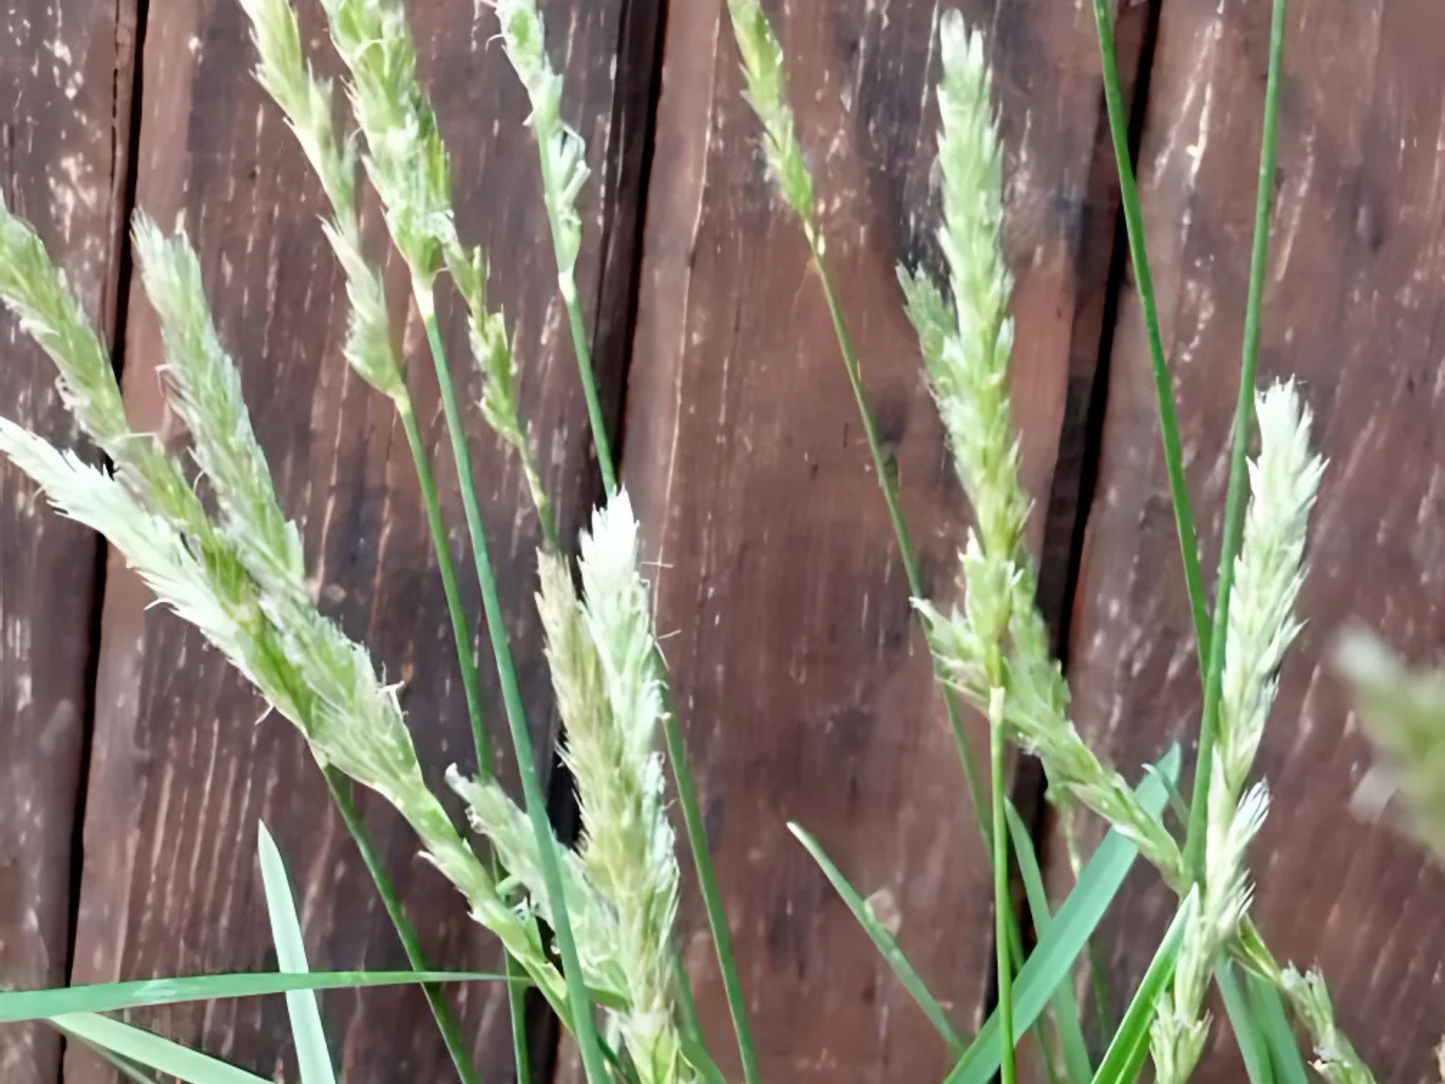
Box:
62;1032;167;1084
52;1014;277;1084
1089;890;1197;1084
990;700;1017;1084
257;824;338;1084
413;293;608;1084
505;954;533;1084
1004;803;1092;1084
1248;974;1311;1084
674;953;731;1084
661;712;762;1084
788;822;964;1054
943;747;1180;1084
0;971;508;1023
1088;0;1211;671
1182;0;1288;882
1218;963;1274;1084
322;769;484;1084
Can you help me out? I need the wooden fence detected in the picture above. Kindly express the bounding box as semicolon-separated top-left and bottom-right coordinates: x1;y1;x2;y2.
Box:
3;0;1443;1082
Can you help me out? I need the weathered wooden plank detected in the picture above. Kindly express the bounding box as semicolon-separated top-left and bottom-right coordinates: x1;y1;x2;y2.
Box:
0;2;138;1083
58;2;654;1083
1064;0;1445;1077
618;1;1152;1080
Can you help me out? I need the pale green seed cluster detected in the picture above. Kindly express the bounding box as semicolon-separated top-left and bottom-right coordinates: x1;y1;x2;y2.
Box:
495;0;590;287
1152;785;1269;1084
238;0;405;403
133;218;307;600
0;213;573;1016
722;0;816;235
904;13;1178;883
1338;631;1445;862
317;0;453;281
455;492;688;1084
1152;382;1322;1084
1277;967;1376;1084
1208;383;1323;862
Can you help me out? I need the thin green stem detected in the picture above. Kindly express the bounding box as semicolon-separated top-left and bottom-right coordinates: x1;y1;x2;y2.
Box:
808;236;1033;1003
807;240;989;836
506;953;533;1084
988;686;1015;1084
413;284;610;1084
660;711;762;1084
1090;0;1212;668
323;768;484;1084
396;397;492;778
401;388;533;1084
1182;0;1287;885
535;144;617;495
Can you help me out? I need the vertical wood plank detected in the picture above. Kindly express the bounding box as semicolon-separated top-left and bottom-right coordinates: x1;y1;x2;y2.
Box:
0;3;138;1083
620;1;1152;1080
1064;0;1445;1077
58;2;654;1083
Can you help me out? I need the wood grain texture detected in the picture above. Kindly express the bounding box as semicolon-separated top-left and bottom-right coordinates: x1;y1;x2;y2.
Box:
0;2;138;1082
1064;0;1445;1078
618;1;1146;1080
57;2;654;1083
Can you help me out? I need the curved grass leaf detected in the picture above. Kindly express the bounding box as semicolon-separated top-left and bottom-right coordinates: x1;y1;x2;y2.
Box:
944;746;1180;1084
53;1014;276;1084
1218;962;1274;1084
1004;802;1093;1084
1248;974;1311;1084
1089;890;1197;1084
1;971;508;1023
258;824;338;1084
65;1034;166;1084
788;821;964;1053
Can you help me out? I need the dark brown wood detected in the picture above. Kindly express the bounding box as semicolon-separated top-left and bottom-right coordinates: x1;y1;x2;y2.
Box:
0;3;139;1083
616;1;1151;1080
1064;0;1445;1078
57;2;655;1083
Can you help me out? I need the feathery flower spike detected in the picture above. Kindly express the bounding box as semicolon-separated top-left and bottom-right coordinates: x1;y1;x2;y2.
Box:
1208;381;1323;861
905;10;1169;882
238;0;406;403
721;0;816;234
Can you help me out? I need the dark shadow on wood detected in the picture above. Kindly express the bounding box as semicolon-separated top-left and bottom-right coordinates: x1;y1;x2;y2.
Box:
1003;0;1166;1056
63;0;151;1004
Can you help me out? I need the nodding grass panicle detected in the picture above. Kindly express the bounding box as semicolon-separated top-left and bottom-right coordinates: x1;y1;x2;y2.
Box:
1152;784;1270;1084
0;211;578;1015
494;0;589;286
1208;381;1323;864
1338;631;1445;862
456;492;690;1084
1153;380;1321;1084
905;9;1176;886
1278;967;1377;1084
317;0;453;282
238;0;406;404
310;0;548;528
722;0;816;235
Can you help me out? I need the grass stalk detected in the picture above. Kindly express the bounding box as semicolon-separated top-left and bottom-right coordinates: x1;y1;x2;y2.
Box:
989;688;1017;1084
1181;0;1287;885
533;134;617;496
1088;0;1212;667
412;284;610;1084
506;954;533;1084
810;241;989;835
660;711;763;1084
323;768;484;1084
396;397;492;777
